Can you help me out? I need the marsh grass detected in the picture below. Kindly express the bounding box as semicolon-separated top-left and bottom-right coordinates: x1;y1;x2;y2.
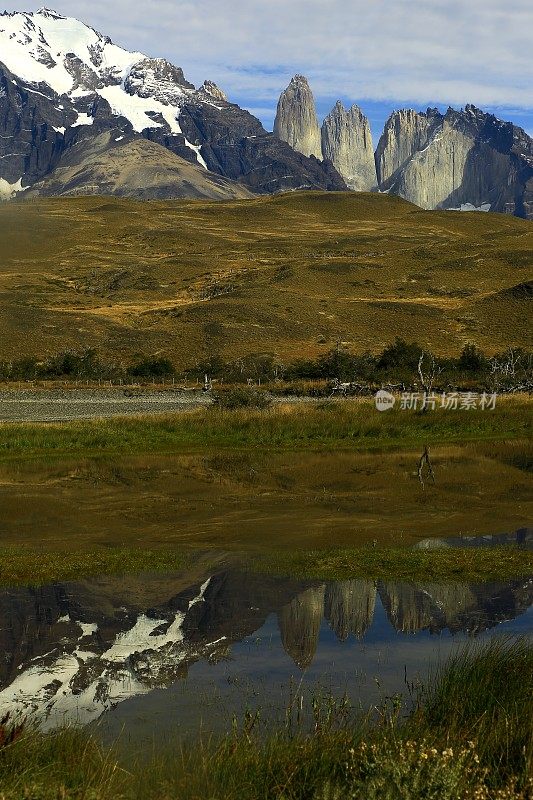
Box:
0;397;530;460
0;640;531;799
253;546;533;583
0;547;190;587
0;725;126;799
415;637;533;785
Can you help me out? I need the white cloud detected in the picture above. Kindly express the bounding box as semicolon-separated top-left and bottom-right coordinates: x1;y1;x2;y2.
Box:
4;0;533;125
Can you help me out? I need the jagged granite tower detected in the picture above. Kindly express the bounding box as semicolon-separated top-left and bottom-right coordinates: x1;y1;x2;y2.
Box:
274;75;322;159
321;101;377;190
375;106;533;216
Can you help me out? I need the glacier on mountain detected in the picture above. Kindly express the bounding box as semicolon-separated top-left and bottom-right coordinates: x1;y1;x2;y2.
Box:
0;7;207;166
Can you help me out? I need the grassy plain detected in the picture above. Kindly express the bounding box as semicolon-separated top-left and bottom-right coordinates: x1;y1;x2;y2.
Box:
0;192;531;368
0;544;530;588
0;396;530;458
0;639;531;799
254;546;533;584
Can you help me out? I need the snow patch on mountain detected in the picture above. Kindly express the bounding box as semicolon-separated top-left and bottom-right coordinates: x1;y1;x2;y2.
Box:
71;111;94;127
0;177;23;198
98;84;181;133
448;202;491;212
0;8;208;167
0;578;214;730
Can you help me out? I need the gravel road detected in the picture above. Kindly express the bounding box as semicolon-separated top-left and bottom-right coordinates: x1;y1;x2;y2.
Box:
0;388;213;422
0;388;322;422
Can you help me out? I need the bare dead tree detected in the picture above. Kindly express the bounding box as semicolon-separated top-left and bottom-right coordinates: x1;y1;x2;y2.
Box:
329;379;352;398
418;446;435;489
488;347;526;392
418;351;442;396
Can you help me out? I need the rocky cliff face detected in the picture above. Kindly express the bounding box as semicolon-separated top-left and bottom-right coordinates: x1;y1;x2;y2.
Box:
274;74;322;159
376;105;533;218
375;109;433;185
324;579;377;640
273;74;533;218
321;101;377;190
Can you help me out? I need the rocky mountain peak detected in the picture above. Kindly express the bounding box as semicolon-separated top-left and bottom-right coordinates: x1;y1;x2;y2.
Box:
199;79;228;102
375;105;533;217
35;7;64;19
274;73;322;159
124;57;195;103
1;11;530;214
321;100;377;190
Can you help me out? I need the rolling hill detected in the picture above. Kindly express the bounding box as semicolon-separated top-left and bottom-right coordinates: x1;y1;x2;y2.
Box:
0;191;531;369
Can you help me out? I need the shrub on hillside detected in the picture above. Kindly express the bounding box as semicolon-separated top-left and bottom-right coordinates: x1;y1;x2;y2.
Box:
376;338;424;371
127;357;175;378
457;343;487;373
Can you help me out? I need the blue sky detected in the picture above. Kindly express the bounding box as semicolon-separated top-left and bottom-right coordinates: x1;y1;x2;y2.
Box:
4;1;533;142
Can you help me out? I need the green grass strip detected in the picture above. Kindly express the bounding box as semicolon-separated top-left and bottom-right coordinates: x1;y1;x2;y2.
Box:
0;399;530;460
253;545;533;583
0;547;190;587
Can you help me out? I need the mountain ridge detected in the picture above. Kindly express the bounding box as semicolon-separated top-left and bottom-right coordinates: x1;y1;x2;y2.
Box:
1;9;532;216
0;8;346;199
273;77;533;219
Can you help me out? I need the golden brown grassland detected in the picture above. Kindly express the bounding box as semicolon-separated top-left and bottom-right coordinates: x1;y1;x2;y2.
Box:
1;192;531;368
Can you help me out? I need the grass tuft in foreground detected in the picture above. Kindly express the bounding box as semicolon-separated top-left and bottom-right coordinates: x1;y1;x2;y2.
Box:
0;639;531;799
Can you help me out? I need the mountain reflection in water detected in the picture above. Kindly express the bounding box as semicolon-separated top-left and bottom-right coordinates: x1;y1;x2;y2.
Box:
0;566;531;732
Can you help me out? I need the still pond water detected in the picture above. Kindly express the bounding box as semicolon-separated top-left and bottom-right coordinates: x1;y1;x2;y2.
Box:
0;529;531;747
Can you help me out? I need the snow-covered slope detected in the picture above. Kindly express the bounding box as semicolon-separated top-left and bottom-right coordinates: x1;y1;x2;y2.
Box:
0;7;203;157
0;8;145;96
0;8;346;198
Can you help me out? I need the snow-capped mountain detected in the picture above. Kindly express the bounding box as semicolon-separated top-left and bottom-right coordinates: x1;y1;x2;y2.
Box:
0;8;345;199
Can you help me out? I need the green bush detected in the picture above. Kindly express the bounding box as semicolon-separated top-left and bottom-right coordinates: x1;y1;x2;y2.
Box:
377;338;424;371
127;357;175;378
212;387;272;410
457;343;487;373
